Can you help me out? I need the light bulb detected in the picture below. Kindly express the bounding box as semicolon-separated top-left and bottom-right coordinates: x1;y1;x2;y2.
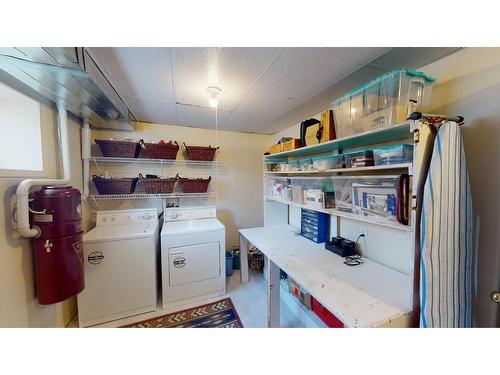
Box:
209;98;218;108
207;86;221;109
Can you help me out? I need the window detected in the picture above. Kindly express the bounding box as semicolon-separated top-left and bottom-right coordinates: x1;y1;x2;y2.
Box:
0;82;44;173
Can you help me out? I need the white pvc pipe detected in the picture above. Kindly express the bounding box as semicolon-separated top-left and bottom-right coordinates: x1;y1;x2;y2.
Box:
81;120;90;199
15;104;71;238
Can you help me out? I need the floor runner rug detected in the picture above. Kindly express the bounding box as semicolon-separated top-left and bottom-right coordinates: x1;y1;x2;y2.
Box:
123;298;243;328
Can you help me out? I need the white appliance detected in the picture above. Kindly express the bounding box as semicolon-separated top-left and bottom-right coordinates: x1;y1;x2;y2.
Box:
77;208;160;327
161;206;225;308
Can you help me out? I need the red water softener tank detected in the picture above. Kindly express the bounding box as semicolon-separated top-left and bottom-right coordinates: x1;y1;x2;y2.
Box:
30;186;84;305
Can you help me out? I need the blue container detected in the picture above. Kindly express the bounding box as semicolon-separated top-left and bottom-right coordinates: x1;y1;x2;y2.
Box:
300;208;329;243
226;251;234;277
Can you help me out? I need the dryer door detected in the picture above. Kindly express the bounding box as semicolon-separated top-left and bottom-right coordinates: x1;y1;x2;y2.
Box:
169;242;220;286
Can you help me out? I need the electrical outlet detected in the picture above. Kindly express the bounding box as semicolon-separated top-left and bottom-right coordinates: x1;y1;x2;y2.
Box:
360;228;368;238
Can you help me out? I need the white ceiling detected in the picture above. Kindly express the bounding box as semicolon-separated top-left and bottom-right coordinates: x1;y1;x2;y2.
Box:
89;47;390;134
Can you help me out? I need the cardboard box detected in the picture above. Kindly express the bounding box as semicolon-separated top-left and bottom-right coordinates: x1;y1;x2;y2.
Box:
287;277;311;309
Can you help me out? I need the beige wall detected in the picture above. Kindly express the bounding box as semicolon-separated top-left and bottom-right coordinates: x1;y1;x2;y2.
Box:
91;122;272;249
0;104;82;327
422;48;500;327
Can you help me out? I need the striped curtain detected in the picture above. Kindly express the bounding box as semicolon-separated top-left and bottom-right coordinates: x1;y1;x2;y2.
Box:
420;121;473;328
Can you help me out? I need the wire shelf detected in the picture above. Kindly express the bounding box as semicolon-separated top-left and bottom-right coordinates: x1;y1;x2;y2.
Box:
90;156;221;167
89;192;216;200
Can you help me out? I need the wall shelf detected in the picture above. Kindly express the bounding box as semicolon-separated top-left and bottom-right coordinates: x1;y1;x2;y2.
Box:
266;163;413;176
91;156;220;167
265;122;412;160
89;192;216;200
265;196;410;232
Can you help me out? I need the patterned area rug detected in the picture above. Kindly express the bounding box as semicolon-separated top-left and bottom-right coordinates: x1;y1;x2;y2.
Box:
123;298;243;328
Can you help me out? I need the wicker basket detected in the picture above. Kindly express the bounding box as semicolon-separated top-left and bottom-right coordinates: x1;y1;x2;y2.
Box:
92;175;139;195
248;247;264;271
183;143;220;161
139;173;178;194
140;140;179;159
95;139;141;158
177;176;211;193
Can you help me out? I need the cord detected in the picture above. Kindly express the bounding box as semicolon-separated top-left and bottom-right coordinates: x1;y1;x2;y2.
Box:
343;233;366;267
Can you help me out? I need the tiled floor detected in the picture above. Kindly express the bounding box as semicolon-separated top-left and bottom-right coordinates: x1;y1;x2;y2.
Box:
68;269;304;328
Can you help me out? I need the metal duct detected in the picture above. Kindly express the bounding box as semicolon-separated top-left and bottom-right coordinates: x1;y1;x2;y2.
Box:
0;47;135;131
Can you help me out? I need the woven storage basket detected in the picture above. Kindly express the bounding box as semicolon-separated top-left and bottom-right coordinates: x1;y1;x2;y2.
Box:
139;173;178;194
183;143;220;161
92;175;139;195
95;139;141;158
248;248;264;271
140;140;179;159
177;176;211;193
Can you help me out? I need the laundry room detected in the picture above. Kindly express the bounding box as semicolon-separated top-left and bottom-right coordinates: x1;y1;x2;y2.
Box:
0;2;498;373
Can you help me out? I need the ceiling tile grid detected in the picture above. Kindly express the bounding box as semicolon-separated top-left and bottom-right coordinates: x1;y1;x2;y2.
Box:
89;47;403;134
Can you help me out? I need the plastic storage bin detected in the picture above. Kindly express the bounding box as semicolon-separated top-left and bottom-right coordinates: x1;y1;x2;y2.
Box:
344;150;374;168
299;158;314;171
332;68;435;138
289;159;301;171
301;208;329;243
278;161;289;172
312;154;345;170
311;297;344;328
373;144;413;166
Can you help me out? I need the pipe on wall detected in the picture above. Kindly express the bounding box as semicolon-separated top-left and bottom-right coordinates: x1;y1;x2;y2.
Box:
15;104;71;238
81;120;90;200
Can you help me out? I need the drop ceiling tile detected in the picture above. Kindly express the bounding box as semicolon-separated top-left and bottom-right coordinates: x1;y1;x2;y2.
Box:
224;48;365;131
324;47;391;65
172;47;281;110
90;47;174;102
124;96;177;125
175;103;231;130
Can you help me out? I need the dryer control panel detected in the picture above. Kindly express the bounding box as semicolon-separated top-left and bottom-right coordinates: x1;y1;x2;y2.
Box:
164;206;216;222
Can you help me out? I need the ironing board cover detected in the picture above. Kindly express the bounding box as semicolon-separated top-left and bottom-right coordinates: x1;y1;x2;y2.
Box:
420;121;473;327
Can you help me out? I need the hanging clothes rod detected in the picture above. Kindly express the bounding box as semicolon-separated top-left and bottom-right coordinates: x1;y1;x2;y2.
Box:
408;112;465;125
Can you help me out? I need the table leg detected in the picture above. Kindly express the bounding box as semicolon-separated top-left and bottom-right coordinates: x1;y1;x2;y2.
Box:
239;234;249;283
266;257;280;328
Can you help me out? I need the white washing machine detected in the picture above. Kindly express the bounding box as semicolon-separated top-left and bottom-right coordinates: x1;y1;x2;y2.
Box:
161;206;225;309
77;208;160;327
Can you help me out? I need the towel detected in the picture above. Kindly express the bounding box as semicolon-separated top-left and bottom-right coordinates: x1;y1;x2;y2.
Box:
420;121;473;327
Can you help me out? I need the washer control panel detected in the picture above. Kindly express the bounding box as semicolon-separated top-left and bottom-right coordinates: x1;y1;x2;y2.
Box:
96;209;158;226
164;206;216;222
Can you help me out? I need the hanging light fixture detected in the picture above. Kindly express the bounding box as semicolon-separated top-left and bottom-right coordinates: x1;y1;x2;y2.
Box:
207;86;221;108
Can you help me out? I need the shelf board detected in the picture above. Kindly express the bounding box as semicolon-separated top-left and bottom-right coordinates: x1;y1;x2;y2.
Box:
90;156;220;167
265;196;410;232
266;163;413;175
89;192;216;200
265;122;412;159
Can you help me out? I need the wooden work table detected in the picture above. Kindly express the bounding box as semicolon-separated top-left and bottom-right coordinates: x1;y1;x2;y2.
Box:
239;225;413;328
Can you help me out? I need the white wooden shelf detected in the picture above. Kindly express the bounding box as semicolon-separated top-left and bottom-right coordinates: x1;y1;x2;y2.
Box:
266;163;413;176
239;225;412;327
91;156;220;167
89;192;216;200
265;122;412;159
265;196;410;232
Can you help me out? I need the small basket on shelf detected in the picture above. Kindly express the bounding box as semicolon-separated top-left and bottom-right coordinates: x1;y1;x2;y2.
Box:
177;176;212;193
92;175;139;195
139;173;178;194
183;143;220;161
248;247;264;271
139;140;179;160
95;139;142;158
